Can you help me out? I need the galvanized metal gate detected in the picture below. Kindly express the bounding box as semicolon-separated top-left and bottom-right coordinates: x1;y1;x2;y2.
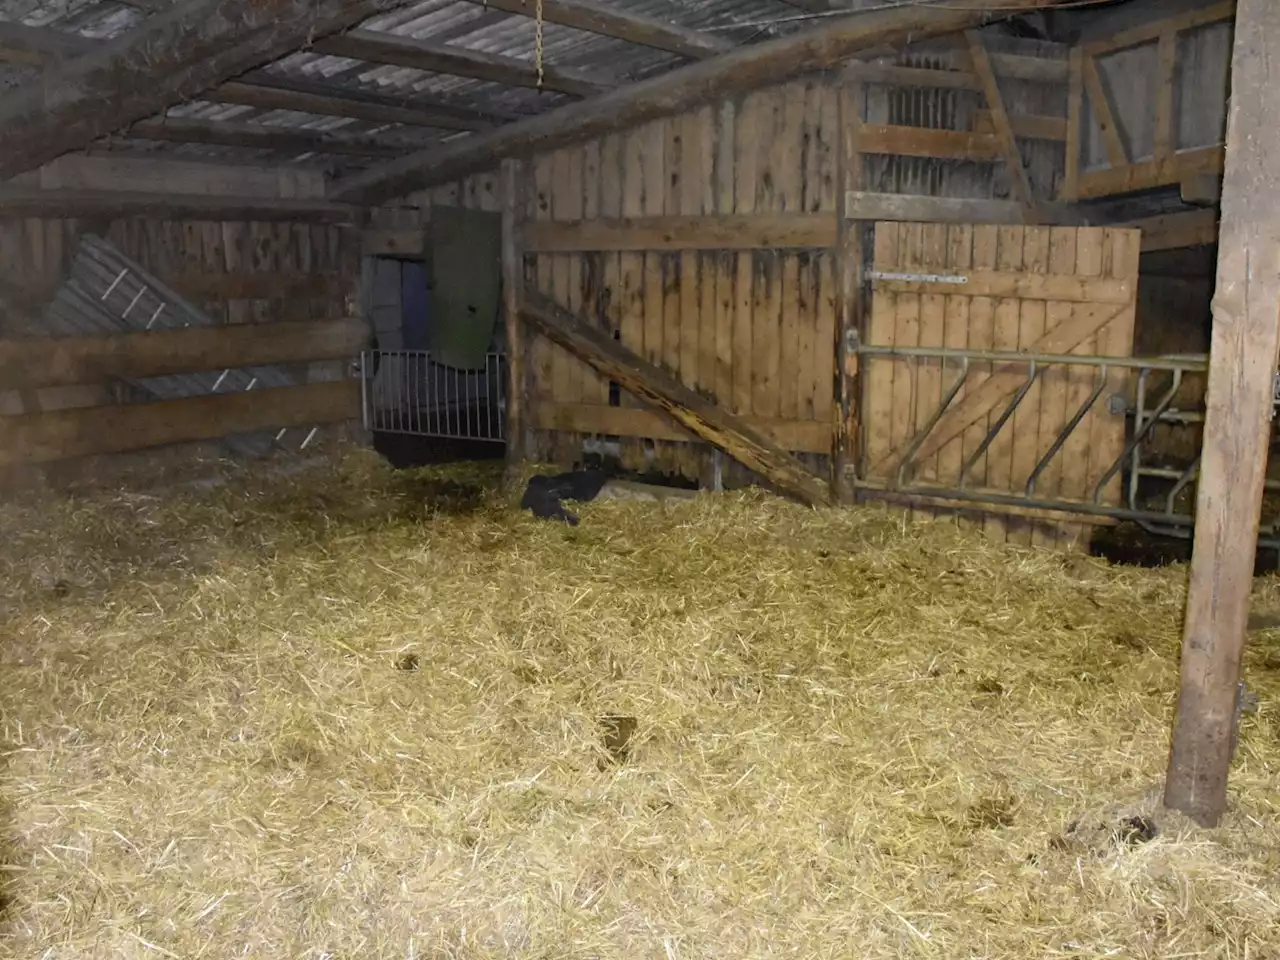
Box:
360;349;508;442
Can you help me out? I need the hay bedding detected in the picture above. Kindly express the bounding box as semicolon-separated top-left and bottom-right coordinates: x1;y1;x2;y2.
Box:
0;446;1278;960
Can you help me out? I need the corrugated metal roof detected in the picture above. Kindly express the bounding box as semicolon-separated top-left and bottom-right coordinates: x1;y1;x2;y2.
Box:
0;0;812;170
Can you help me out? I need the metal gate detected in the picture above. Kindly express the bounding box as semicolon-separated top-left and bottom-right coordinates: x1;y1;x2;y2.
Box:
360;349;508;442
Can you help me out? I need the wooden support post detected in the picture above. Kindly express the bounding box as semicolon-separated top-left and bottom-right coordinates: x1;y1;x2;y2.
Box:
501;157;526;469
833;74;865;504
965;30;1035;214
520;290;831;506
1164;0;1280;828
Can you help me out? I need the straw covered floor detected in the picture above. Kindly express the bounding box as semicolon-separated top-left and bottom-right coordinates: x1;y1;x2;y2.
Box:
1;445;1278;959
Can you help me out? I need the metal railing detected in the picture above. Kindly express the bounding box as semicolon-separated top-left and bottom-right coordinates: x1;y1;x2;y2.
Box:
853;344;1280;544
360;349;507;442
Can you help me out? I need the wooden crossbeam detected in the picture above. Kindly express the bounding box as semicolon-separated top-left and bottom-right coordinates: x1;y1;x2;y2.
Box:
210;78;498;131
0;187;364;223
0;0;405;180
1084;0;1235;57
314;30;615;98
332;0;1053;204
520;291;831;506
0;318;369;391
128;118;424;158
461;0;734;59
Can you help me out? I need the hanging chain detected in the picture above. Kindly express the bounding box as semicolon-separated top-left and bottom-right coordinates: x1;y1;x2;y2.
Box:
534;0;544;88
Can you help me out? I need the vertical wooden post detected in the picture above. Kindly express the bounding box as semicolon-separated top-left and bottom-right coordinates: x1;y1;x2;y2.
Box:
833;72;865;504
501;157;526;468
1164;0;1280;828
1153;30;1177;163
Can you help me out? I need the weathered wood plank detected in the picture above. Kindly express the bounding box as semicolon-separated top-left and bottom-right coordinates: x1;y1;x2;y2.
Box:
0;380;359;467
859;123;1003;160
0;319;367;391
1075;147;1224;200
1080;51;1129;169
966;30;1035;211
846;191;1080;225
523;213;838;251
520;290;831;505
1165;0;1277;829
0;188;363;223
501;158;525;464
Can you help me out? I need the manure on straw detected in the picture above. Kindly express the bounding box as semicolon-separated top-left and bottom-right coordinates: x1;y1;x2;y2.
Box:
1;444;1279;959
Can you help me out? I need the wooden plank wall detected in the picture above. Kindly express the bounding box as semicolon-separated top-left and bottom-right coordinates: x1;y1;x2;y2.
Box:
0;216;361;419
523;80;839;481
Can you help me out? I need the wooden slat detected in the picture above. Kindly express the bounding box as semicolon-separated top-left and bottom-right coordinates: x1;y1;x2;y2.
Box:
1080;52;1129;169
1038;225;1080;548
520;291;831;504
981;225;1024;541
859;123;1002;160
914;224;948;487
164;272;347;300
966;30;1035;212
529;402;832;453
130;118;419;158
870;269;1132;304
732;96;757;417
1063;46;1083;202
522;213;838;251
937;223;972;491
961;225;998;491
1153;30;1178;162
863;222;898;473
1084;0;1235;57
1075;147;1224;199
619;125;646;411
0;319;367;391
0;380;359;467
1165;0;1272;830
888;224;918;485
1009;225;1050;545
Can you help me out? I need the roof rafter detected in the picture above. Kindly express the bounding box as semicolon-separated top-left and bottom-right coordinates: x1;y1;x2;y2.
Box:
0;0;409;179
313;29;616;97
459;0;735;59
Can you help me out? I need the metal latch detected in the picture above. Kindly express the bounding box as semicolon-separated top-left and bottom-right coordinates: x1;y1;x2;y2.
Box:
867;270;969;285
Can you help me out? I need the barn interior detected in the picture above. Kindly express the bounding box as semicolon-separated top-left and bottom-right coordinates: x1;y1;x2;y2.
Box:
2;0;1279;956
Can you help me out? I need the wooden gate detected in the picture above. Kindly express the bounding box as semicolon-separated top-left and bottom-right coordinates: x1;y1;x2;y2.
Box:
859;222;1140;547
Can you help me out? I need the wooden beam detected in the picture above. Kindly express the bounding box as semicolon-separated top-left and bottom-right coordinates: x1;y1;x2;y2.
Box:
859;123;1003;160
363;227;426;257
520;290;831;506
1074;146;1224;199
1125;208;1219;251
1154;29;1178;161
0;318;369;391
966;30;1035;211
987;51;1068;84
331;0;1059;204
0;0;400;180
973;110;1067;142
1164;0;1276;828
314;30;614;98
1181;172;1223;205
1080;51;1129;169
844;191;1082;225
0;187;364;223
1085;0;1235;57
522;214;838;252
128;118;423;158
462;0;735;59
210;79;492;132
0;21;85;66
0;380;359;467
501;158;525;465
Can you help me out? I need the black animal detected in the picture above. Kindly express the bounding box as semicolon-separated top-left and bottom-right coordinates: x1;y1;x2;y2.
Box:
520;469;611;525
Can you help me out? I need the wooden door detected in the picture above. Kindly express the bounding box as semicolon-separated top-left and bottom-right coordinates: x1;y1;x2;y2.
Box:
860;222;1140;547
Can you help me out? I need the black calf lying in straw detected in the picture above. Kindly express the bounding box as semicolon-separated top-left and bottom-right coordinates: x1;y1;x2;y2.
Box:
520;469;611;525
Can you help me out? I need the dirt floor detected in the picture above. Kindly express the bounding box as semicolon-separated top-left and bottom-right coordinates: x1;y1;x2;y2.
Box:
1;445;1278;959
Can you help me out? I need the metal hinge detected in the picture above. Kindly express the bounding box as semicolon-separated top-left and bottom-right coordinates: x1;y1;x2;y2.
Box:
867;270;969;285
